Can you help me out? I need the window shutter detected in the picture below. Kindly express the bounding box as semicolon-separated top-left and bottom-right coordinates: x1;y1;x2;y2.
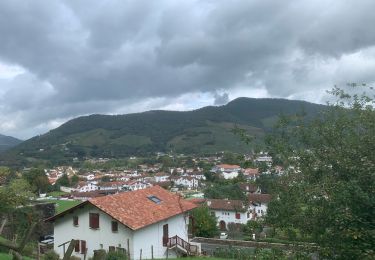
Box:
80;240;86;254
235;213;241;219
89;213;99;229
74;240;80;252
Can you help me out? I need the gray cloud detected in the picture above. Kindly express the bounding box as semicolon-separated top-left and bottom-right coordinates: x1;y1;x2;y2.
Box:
0;0;375;138
214;93;229;106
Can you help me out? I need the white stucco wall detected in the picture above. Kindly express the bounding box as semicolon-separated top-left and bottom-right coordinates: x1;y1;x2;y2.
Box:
53;205;191;260
212;209;250;228
54;204;134;259
132;213;189;260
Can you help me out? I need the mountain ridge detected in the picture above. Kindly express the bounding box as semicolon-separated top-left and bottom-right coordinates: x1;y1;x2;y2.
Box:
1;97;325;166
0;134;22;153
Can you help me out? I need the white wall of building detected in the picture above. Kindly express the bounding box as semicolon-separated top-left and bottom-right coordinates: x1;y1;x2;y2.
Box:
212;209;250;228
53;205;191;260
54;204;134;259
132;214;189;260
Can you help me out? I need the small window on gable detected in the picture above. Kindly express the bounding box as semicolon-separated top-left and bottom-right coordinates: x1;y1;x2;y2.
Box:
148;195;162;204
73;216;79;226
112;221;118;232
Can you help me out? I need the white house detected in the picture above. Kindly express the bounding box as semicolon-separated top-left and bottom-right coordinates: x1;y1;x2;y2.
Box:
154;172;170;183
205;199;251;230
243;168;260;181
173;177;199;190
248;193;272;219
76;182;99;192
123;180;152;191
211;164;241;180
48;186;197;260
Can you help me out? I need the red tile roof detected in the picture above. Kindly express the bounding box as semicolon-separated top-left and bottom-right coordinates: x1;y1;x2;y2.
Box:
89;186;196;230
218;164;241;169
248;193;272;203
47;186;196;230
190;198;247;212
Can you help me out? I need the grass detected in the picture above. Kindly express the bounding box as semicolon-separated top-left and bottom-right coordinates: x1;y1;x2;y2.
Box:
41;199;81;213
46;191;67;197
0;253;34;260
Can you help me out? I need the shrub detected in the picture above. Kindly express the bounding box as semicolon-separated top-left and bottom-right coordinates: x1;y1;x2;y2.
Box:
43;250;59;260
105;250;127;260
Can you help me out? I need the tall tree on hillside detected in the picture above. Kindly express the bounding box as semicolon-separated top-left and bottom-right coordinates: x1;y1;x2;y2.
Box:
23;168;50;195
0;178;36;260
265;86;375;258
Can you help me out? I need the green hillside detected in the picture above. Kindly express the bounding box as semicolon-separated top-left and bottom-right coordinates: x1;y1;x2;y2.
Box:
0;134;22;153
0;98;325;166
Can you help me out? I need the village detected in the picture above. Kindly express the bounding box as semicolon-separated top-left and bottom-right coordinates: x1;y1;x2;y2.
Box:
30;152;279;259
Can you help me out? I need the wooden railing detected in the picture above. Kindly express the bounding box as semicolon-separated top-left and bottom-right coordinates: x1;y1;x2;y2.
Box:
167;235;198;255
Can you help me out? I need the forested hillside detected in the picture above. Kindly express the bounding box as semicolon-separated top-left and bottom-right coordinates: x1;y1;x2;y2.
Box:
0;98;324;166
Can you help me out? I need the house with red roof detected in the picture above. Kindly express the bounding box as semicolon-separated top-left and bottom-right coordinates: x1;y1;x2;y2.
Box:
47;186;197;259
211;164;242;179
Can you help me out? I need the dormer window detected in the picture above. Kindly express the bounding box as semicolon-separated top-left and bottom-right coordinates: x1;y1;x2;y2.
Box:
148;195;162;204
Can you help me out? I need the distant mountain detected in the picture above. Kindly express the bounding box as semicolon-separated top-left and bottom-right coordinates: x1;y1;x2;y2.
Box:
0;134;22;153
1;98;325;166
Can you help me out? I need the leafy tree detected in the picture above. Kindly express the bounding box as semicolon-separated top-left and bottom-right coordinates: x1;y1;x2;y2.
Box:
243;220;263;238
71;174;79;186
101;175;111;182
56;173;70;187
255;174;278;194
266;86;375;259
222;152;244;165
191;206;218;237
0;178;36;260
23;168;50;194
204;183;247;201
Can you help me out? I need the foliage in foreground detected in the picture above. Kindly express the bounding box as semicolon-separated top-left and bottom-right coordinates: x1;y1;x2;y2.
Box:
266;86;375;259
191;206;218;238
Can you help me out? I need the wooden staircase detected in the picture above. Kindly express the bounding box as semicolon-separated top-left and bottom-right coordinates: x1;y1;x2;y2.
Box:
167;235;198;256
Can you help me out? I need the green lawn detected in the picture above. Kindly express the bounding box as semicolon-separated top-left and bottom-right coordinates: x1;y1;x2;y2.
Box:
0;253;34;260
42;199;81;213
47;191;68;197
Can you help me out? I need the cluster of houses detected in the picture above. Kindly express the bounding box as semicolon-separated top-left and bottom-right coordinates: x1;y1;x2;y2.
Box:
43;153;279;259
47;184;272;260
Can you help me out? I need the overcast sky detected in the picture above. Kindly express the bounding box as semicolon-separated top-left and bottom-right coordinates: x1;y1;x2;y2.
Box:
0;0;374;139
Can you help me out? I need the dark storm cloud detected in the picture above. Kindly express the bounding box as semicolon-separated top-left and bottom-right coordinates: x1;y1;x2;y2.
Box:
0;0;375;138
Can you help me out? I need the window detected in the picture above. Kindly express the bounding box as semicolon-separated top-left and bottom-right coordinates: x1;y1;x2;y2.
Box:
162;224;169;246
148;195;162;204
109;246;115;252
112;221;118;232
235;213;241;219
80;240;86;254
74;240;80;252
73;216;79;226
89;213;99;229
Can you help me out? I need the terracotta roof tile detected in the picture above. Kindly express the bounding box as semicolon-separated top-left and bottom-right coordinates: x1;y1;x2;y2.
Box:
202;199;247;212
248;193;272;203
89;185;196;230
